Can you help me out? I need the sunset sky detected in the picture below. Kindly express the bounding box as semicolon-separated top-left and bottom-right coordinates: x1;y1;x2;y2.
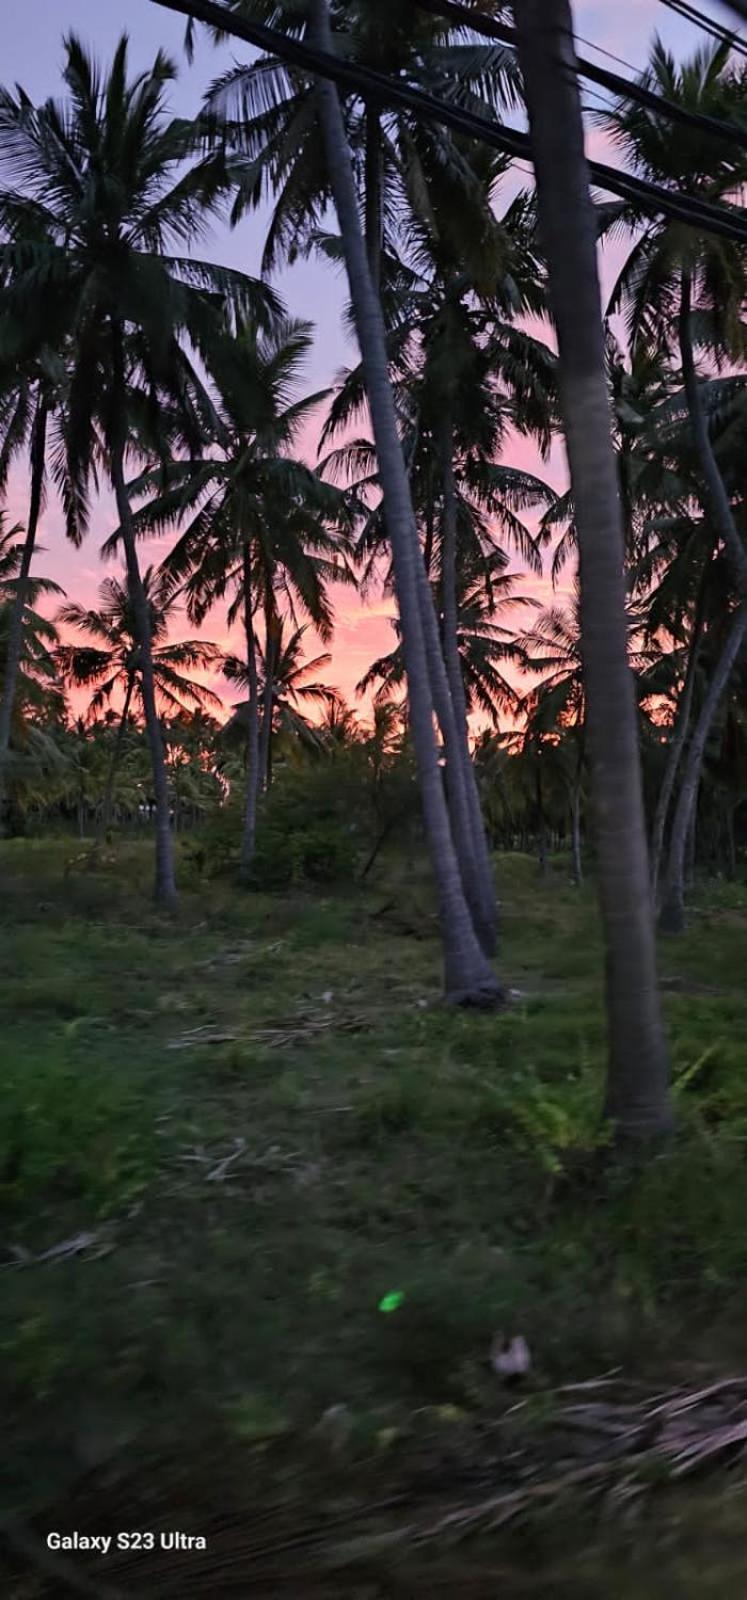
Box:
1;0;741;718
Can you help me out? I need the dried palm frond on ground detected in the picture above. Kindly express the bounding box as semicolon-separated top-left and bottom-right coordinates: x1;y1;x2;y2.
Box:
8;1375;747;1597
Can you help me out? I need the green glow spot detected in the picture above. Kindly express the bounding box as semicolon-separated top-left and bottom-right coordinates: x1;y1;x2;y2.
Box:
378;1291;405;1314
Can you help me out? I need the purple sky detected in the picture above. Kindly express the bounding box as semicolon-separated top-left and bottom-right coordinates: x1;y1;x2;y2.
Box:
1;1;742;710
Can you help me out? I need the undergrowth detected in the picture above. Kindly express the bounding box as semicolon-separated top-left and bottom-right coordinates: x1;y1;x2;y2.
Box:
1;839;746;1521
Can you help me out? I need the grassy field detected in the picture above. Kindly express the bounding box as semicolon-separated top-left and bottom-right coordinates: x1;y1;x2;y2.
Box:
2;838;747;1592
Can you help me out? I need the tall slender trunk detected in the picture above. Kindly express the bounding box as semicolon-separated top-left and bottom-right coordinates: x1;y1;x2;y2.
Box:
679;271;747;598
310;0;503;1005
651;575;708;899
97;673;135;842
0;397;48;830
570;734;584;885
515;0;671;1139
571;780;583;885
725;801;737;881
659;603;747;933
257;606;277;796
436;415;499;949
239;543;261;882
684;799;697;889
110;329;176;910
439;417;469;744
364;100;383;294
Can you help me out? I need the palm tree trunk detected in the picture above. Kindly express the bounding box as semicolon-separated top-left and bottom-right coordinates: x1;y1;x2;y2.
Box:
651;577;707;899
570;780;583;885
109;335;177;910
239;543;261;882
257;607;277;796
725;801;737;880
0;397;48;830
364;100;383;294
435;413;498;954
97;673;135;843
570;735;584;885
310;0;504;1005
685;800;697;889
679;271;747;597
515;0;671;1140
659;603;747;933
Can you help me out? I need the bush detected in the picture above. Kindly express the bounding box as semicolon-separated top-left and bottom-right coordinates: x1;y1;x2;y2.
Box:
250;815;359;889
184;748;419;888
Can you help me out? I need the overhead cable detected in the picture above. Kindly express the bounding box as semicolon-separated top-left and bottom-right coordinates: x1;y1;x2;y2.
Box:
149;0;747;246
413;0;747;147
655;0;747;56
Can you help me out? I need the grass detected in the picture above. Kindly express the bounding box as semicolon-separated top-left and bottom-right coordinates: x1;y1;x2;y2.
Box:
1;837;747;1579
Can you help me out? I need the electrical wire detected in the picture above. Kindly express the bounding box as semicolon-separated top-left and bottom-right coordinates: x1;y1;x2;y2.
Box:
149;0;747;246
655;0;747;55
413;0;747;141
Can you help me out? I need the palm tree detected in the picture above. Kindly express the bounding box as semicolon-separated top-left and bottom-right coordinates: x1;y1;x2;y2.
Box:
127;316;352;879
603;37;747;593
519;598;586;883
0;513;65;736
0;344;69;825
515;0;672;1138
601;38;747;930
308;0;504;1005
223;620;341;784
0;34;280;905
357;565;532;726
57;569;220;838
319;165;556;957
204;0;520;292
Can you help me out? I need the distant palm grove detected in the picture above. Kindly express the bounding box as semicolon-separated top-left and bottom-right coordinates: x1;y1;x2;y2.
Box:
0;0;745;1145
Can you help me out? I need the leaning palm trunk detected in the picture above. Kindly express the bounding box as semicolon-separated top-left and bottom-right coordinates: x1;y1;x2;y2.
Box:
659;603;747;933
650;584;707;900
97;672;135;843
515;0;671;1139
679;271;747;598
109;348;177;909
310;0;503;1005
0;399;48;830
239;543;261;882
364;101;383;293
434;415;499;954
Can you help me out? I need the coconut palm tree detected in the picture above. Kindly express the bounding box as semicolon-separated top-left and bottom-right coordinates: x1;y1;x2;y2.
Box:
0;344;70;825
204;0;520;291
600;37;747;931
0;513;66;733
515;0;672;1138
307;0;504;1004
223;620;341;784
357;563;533;724
319;163;556;957
0;34;281;904
56;569;220;839
126;316;352;878
603;36;747;592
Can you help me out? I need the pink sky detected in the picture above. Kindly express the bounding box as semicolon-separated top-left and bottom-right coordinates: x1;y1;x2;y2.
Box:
1;0;739;723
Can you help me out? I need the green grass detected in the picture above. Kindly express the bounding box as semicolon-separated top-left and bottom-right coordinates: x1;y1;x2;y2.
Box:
2;838;747;1531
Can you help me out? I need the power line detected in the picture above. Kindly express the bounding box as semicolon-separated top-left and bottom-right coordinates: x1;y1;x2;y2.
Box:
413;0;747;143
149;0;747;246
655;0;747;55
572;34;645;78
